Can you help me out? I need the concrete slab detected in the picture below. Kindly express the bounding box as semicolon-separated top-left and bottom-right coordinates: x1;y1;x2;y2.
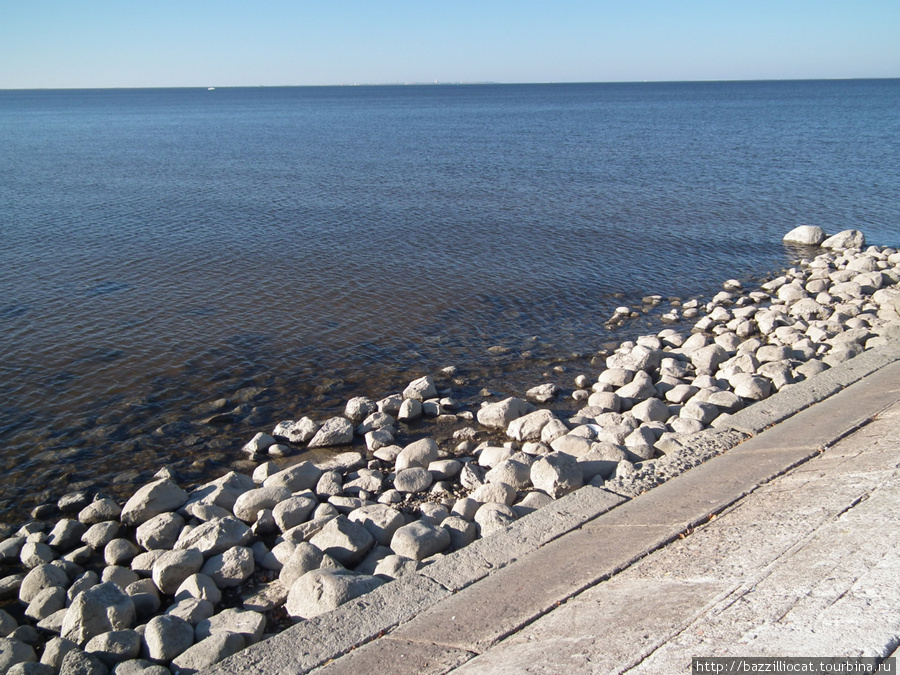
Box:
448;578;735;674
390;523;678;653
309;638;474;675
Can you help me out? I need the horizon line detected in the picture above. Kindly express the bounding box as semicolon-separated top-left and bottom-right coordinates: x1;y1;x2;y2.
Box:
2;76;899;92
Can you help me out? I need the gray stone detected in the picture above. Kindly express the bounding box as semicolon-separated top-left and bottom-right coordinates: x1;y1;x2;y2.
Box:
104;540;139;567
175;516;252;557
346;505;405;547
134;513;183;552
19;542;55;568
393;468;433;494
231;487;291;523
730;372;773;400
25;587;66;622
19;564;69;604
39;638;78;671
307;417;354;448
183;472;254;514
783;225;826;246
81;522;120;551
272;417;319;444
615;371;657;402
8;662;54;675
47;520;88;551
506;409;558;442
397;398;423;421
142;614;193;662
151;550;204;596
272;495;317;532
549;434;593;458
263;462;323;493
169;632;245;674
343;396;375;423
372;555;419;580
164;599;214;627
240;432;276;455
512;491;556;518
284;570;384;620
77;499;122;526
129;551;165;577
0;609;16;639
174;573;222;606
476;397;536;430
61;583;136;645
821;229;865;249
485;458;532;490
59;650;108;675
200;546;254;588
278;542;325;588
68;572;100;604
110;660;169;675
469;482;517;506
525;383;560;403
691;344;729;376
474;503;517;536
84;631;141;667
194;608;266;645
390;521;452;560
315;471;343;499
402;375;438;401
630;398;669;423
0;638;36;674
394;438;440;471
427;459;462;481
530;452;583;498
308;516;374;567
440;516;478;550
119;480;188;527
681;401;720;425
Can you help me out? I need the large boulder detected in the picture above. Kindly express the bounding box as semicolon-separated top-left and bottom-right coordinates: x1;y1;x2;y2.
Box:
262;463;323;493
284;570;383;620
308;516;374;567
394;439;439;471
389;521;451;560
61;583;136;645
174;517;252;556
506;409;558;442
307;417;354;448
783;225;826;246
530;452;583;498
821;229;865;250
402;376;437;402
120;480;188;527
476;398;535;430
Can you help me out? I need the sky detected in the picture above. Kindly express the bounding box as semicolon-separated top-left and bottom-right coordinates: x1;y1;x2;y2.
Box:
1;1;898;89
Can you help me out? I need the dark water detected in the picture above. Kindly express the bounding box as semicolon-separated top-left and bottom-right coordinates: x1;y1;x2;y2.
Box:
1;80;898;523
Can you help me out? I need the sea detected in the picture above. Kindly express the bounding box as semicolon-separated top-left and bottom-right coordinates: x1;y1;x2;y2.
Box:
1;80;898;524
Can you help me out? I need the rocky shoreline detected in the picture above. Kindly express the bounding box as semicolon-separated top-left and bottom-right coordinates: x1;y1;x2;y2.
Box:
1;227;899;675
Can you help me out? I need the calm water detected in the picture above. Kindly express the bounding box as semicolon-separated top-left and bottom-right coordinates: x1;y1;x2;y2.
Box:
1;80;898;522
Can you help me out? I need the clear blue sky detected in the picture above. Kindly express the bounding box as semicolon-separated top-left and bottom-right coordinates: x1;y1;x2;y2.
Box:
2;0;898;88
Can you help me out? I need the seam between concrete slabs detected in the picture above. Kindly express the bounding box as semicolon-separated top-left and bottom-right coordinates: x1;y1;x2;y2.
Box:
207;342;900;675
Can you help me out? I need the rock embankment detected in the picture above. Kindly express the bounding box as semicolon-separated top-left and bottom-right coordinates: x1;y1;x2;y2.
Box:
0;229;898;675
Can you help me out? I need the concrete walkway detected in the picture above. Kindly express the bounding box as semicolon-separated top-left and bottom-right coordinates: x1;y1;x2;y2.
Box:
210;343;900;675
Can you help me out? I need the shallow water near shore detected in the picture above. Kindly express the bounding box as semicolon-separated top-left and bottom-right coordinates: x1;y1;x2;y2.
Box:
1;80;898;524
